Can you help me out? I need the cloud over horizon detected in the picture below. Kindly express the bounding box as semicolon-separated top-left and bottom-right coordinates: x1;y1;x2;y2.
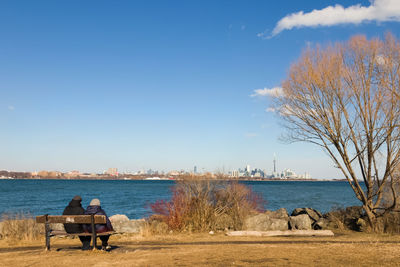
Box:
267;0;400;37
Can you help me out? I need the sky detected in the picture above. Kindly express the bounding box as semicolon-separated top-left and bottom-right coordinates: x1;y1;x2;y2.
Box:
1;0;400;178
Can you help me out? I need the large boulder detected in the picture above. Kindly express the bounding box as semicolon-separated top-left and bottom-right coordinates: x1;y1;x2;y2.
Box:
289;214;312;230
313;217;330;230
244;208;289;231
265;208;289;220
110;214;145;233
110;214;130;224
291;208;322;222
291;208;323;230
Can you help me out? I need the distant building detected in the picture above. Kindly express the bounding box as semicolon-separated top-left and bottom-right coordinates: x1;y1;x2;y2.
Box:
283;169;296;178
106;168;118;176
231;170;239;178
245;165;251;173
194;166;197;174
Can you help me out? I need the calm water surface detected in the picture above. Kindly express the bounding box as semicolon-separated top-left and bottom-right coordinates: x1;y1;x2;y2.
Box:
0;179;361;219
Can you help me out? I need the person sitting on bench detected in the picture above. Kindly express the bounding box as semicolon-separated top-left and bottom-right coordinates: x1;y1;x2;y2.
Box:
82;198;114;251
62;195;87;249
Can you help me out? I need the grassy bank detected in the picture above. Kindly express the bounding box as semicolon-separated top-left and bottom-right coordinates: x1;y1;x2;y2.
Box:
1;231;400;266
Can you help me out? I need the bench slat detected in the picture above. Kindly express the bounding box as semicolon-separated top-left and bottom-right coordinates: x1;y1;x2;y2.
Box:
36;215;106;224
49;230;115;236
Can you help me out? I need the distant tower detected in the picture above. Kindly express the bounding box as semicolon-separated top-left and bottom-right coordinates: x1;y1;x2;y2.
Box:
194;166;197;174
273;153;276;173
245;165;250;173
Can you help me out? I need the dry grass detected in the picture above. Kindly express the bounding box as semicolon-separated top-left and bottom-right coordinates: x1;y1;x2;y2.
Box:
0;213;42;241
1;231;400;266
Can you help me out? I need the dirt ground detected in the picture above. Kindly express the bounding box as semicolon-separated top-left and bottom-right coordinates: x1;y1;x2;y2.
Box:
1;231;400;266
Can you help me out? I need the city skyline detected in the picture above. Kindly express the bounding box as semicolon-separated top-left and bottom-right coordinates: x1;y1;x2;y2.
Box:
1;156;311;179
2;1;400;179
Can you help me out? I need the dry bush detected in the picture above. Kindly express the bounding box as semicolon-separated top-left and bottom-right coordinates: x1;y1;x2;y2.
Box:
214;182;265;230
374;212;400;234
0;213;42;241
150;177;265;232
325;207;346;230
325;206;400;233
139;218;169;236
325;206;365;231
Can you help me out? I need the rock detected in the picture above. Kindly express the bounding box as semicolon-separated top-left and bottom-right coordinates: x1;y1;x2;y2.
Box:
289;214;312;230
109;215;145;233
110;214;145;233
265;208;289;220
291;208;322;222
244;209;289;231
110;214;130;223
209;231;214;235
313;217;329;230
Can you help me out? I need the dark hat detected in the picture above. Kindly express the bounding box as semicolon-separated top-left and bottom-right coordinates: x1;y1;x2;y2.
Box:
73;195;82;201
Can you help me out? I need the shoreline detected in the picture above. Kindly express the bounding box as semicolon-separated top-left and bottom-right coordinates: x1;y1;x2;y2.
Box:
0;177;346;182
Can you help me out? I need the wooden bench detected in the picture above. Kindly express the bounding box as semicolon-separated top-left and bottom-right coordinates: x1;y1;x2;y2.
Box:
36;215;115;251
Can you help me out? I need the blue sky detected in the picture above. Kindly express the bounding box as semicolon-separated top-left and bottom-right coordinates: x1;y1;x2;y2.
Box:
1;0;400;178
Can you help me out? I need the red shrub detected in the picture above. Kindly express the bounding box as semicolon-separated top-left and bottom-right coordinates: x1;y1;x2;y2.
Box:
150;178;266;232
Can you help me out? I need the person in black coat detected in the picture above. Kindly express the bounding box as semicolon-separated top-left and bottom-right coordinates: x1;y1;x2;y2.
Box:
62;195;88;249
83;198;113;251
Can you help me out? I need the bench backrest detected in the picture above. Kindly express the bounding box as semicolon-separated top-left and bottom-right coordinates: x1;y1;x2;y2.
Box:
36;215;106;224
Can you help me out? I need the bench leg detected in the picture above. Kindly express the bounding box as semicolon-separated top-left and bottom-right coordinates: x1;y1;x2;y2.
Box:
92;233;97;250
45;217;50;251
91;214;97;250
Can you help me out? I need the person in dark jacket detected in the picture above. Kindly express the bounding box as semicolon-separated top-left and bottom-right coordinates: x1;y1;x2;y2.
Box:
83;198;113;251
62;195;88;249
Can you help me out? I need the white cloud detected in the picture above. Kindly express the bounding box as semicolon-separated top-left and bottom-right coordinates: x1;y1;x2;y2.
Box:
8;105;15;111
268;0;400;37
250;87;283;97
265;107;276;113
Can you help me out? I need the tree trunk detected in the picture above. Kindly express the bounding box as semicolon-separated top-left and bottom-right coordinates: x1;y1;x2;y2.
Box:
363;204;376;230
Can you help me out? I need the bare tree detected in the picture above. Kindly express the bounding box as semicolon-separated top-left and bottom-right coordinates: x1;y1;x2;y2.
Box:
274;34;400;227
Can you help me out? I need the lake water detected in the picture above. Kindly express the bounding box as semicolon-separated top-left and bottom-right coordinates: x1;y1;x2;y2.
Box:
0;179;361;219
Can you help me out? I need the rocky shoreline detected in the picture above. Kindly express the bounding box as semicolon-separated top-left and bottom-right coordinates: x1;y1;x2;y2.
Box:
45;206;366;234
